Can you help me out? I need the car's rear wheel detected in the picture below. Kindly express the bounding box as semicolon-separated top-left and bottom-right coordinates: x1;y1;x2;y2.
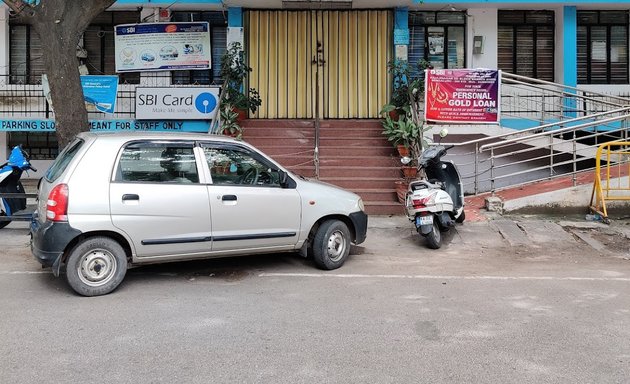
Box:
311;220;351;270
65;237;127;297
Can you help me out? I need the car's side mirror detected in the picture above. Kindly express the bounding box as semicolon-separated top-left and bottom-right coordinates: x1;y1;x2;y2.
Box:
278;169;289;188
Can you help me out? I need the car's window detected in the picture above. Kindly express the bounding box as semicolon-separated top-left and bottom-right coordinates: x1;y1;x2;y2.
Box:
116;142;199;183
45;138;84;182
203;146;280;187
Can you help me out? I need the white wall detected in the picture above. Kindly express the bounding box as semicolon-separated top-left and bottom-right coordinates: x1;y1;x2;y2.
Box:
466;8;497;70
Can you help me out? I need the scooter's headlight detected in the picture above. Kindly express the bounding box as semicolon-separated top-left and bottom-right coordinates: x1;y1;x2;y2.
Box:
358;198;365;212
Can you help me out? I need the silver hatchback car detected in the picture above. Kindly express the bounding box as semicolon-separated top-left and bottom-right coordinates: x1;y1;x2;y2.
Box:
31;132;367;296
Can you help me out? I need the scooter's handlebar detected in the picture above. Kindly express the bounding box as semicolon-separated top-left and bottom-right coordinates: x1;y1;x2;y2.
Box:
29;165;37;172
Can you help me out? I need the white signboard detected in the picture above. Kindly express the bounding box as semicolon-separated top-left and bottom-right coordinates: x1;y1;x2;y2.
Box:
115;22;211;72
135;87;220;120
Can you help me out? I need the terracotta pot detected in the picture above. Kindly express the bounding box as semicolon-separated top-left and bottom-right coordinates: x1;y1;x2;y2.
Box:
401;166;418;179
234;107;248;122
222;128;238;138
394;180;408;204
397;145;410;157
388;109;400;121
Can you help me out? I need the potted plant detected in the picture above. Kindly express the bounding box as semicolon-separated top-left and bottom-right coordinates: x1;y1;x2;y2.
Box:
219;42;263;125
219;104;242;139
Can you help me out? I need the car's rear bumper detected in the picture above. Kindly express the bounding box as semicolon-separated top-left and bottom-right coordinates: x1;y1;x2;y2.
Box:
349;211;368;245
31;213;81;275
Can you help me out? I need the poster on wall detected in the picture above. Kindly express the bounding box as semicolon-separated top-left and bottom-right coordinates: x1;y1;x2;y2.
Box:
424;69;501;124
81;75;119;114
115;22;211;72
42;75;119;114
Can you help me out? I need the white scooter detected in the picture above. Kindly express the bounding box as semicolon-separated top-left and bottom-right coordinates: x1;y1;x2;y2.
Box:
404;131;464;249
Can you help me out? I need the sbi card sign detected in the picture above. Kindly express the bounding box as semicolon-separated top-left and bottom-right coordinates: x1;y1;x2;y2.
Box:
135;87;219;120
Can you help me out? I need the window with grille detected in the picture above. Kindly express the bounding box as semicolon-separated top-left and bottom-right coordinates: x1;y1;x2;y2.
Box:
9;11;141;85
408;12;466;80
82;11;140;84
8;132;58;160
170;12;228;85
498;10;555;82
577;11;629;84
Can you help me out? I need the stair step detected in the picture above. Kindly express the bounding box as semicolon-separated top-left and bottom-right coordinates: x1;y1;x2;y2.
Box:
318;166;401;178
320;156;399;167
319;146;397;156
320;177;400;190
364;201;406;215
351;188;398;201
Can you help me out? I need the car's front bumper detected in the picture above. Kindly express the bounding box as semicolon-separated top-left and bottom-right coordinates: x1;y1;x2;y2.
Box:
31;213;81;276
349;211;368;245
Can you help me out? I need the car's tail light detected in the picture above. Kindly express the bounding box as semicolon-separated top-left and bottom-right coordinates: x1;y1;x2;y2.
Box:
412;193;436;209
46;184;68;222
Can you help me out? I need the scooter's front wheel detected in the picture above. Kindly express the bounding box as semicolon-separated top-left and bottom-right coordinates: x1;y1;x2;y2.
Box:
424;220;442;249
0;211;10;229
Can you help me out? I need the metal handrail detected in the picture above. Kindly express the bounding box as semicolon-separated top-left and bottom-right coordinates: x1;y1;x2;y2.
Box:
479;114;630;151
457;107;630;148
442;72;630;195
502;73;630;105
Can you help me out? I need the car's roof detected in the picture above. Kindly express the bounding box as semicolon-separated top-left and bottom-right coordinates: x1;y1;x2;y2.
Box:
78;131;241;144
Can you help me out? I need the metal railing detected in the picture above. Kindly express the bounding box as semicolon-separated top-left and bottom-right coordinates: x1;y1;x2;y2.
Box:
445;73;630;195
0;74;220;120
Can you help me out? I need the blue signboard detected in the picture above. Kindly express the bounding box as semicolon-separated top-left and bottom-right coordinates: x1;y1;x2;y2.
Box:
0;119;212;132
81;75;119;114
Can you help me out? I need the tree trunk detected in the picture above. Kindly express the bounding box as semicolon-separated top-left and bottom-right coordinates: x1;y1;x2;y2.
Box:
36;29;87;149
3;0;116;149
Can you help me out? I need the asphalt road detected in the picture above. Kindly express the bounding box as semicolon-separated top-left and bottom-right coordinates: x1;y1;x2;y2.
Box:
1;215;630;384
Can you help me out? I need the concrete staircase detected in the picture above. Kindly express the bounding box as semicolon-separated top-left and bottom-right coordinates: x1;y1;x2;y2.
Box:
241;119;404;215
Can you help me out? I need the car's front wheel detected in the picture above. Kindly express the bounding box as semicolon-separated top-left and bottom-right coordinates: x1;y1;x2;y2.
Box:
311;220;351;270
65;237;127;297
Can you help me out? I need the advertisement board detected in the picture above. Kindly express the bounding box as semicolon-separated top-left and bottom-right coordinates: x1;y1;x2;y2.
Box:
115;22;211;72
135;87;220;120
81;75;119;114
424;69;500;124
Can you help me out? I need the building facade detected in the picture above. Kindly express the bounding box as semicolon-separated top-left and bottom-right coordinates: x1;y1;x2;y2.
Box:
1;0;630;172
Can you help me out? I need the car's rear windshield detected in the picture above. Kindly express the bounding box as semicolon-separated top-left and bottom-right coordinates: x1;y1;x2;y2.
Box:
45;138;84;181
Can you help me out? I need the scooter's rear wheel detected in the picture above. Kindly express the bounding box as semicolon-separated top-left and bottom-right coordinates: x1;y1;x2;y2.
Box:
425;220;441;249
0;211;10;229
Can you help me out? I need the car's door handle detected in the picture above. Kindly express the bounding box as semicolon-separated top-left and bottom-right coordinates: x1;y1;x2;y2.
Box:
122;194;139;201
222;195;237;201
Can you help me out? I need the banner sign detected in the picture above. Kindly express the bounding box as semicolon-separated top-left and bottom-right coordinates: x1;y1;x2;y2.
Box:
81;75;119;114
135;87;220;120
0;119;211;132
425;69;500;124
115;22;211;72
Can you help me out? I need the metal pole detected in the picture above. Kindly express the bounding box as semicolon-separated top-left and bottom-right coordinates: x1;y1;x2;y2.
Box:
572;130;577;186
490;148;495;195
312;41;325;179
549;133;554;179
474;143;479;195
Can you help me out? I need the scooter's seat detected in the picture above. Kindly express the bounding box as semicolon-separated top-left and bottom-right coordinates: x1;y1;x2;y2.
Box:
428;179;445;190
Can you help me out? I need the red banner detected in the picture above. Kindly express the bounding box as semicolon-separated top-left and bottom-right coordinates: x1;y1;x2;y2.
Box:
424;69;500;124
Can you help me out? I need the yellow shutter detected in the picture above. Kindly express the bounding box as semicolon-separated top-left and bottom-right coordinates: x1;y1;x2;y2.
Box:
246;10;392;119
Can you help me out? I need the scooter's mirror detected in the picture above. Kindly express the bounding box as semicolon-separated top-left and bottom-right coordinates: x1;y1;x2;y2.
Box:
439;128;449;138
400;156;412;165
